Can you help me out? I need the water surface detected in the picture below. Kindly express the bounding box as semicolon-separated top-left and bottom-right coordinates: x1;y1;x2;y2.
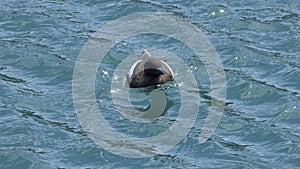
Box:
0;0;299;168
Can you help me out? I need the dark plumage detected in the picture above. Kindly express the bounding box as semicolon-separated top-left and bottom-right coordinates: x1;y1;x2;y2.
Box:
127;50;174;88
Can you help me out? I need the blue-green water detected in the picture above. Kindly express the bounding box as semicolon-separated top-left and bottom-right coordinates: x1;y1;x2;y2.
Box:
1;0;300;168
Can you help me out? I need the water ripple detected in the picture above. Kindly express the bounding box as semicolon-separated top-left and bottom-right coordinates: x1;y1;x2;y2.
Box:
0;0;299;168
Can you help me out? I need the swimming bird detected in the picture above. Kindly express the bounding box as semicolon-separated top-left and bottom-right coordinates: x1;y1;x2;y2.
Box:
127;50;174;88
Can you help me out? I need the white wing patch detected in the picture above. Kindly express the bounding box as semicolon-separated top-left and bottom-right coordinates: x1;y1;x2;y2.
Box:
161;60;174;77
127;60;142;80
